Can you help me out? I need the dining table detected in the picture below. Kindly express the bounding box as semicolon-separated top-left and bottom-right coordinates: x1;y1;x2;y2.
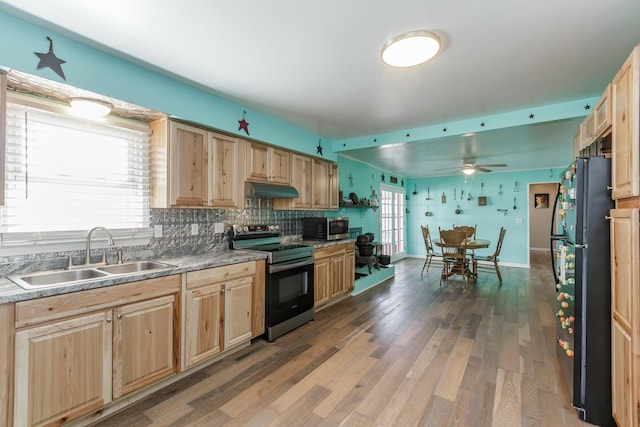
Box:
434;238;491;281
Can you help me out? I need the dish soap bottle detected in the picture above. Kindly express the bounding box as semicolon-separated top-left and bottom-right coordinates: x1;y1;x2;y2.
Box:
441;192;446;204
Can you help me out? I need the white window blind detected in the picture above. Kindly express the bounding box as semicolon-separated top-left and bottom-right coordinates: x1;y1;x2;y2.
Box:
1;93;152;253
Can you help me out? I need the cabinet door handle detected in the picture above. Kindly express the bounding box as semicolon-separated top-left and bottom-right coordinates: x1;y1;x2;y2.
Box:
106;317;112;323
117;314;123;319
605;215;612;221
606;186;613;190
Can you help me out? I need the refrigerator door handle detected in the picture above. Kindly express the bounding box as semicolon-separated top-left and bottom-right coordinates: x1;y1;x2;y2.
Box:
575;243;587;249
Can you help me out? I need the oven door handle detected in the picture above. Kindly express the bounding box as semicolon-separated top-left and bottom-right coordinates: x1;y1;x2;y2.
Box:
269;258;314;274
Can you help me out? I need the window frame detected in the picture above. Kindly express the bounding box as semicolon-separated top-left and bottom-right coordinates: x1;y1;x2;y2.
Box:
0;91;152;256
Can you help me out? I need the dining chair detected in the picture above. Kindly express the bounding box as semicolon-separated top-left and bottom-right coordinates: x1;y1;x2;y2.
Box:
453;224;477;263
420;225;441;276
438;228;469;286
453;224;476;239
472;227;506;285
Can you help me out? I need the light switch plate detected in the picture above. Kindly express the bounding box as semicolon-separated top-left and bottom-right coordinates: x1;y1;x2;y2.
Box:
214;222;224;234
191;223;199;236
153;225;163;238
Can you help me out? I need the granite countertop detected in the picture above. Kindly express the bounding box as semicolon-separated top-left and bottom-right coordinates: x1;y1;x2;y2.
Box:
0;249;267;304
0;239;357;304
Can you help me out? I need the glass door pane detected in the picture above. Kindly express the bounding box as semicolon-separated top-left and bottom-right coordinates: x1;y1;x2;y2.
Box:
380;184;405;261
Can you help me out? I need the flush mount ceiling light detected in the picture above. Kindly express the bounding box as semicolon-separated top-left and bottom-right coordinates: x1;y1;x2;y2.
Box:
381;30;441;67
69;97;113;118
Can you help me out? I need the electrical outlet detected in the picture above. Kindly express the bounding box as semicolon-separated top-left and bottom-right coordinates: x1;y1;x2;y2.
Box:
153;225;163;238
191;223;199;236
214;222;224;234
516;218;523;224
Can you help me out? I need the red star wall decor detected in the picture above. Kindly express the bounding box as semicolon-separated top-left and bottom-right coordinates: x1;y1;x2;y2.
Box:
238;110;250;135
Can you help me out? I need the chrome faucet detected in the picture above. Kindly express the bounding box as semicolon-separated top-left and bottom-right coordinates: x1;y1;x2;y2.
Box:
85;226;115;265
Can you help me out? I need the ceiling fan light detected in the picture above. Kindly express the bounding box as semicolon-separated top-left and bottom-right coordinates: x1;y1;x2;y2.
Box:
69;97;113;118
381;30;441;67
462;168;475;175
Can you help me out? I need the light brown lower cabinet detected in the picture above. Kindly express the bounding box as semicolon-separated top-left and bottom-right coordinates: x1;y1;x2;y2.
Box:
5;260;266;426
183;260;264;369
610;207;640;427
314;243;355;309
12;275;180;427
112;295;177;399
184;282;225;367
14;310;113;427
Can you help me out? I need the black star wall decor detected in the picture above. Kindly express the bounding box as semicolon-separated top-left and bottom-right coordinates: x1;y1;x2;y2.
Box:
584;104;591;110
529;113;535;119
381;173;385;182
316;139;323;156
238;110;250;135
34;36;66;80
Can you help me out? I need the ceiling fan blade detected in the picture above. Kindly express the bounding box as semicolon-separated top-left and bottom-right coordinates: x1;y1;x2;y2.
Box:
434;166;462;171
476;167;492;173
476;163;507;168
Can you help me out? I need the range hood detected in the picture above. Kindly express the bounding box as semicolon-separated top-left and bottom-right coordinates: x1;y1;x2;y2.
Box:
245;182;299;198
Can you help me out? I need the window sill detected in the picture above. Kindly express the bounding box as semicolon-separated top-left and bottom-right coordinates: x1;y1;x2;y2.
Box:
0;228;152;257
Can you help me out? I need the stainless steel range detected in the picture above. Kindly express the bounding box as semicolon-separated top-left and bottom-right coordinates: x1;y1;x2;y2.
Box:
231;224;314;342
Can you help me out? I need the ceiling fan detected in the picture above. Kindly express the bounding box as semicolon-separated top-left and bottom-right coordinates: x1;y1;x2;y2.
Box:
436;157;507;175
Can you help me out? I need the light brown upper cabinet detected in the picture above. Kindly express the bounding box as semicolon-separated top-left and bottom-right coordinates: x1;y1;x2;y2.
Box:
573;125;582;158
290;153;313;209
312;158;331;209
273;154;339;210
593;84;612;139
329;162;339;210
612;45;640;200
150;119;245;209
581;110;596;149
246;142;291;185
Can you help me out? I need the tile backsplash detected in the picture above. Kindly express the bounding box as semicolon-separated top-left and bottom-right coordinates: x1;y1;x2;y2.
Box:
0;197;323;276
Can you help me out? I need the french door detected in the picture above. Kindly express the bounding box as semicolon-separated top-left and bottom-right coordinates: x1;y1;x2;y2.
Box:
379;184;406;261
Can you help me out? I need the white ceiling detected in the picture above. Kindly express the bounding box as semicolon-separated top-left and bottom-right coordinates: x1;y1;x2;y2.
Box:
1;0;640;178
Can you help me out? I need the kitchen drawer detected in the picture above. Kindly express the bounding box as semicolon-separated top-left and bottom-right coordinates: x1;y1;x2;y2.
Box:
15;275;181;329
315;243;347;259
186;261;256;289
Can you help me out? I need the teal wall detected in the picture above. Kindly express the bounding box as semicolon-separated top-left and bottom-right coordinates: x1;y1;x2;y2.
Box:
330;156;406;239
406;168;566;266
0;10;335;160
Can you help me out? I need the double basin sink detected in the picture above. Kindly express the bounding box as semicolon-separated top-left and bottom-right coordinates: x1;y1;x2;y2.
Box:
9;260;177;290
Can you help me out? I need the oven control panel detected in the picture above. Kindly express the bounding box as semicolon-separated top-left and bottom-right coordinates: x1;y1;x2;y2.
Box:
233;224;280;237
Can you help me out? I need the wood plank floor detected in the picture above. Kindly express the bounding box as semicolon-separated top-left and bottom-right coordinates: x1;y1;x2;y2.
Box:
92;252;589;427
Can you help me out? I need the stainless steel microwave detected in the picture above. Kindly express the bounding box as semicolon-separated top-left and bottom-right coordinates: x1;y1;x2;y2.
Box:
302;217;349;241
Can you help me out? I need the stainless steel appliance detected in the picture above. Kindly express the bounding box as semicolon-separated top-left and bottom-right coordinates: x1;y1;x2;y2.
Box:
549;156;615;426
302;217;349;241
231;224;314;342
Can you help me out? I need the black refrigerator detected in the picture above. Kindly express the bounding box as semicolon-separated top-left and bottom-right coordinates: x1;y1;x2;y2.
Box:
549;156;615;426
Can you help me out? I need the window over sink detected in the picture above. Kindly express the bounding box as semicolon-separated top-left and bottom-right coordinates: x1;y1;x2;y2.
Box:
0;91;152;254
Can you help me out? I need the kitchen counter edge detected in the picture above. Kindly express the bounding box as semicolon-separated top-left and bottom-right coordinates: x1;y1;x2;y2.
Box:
0;249;268;304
